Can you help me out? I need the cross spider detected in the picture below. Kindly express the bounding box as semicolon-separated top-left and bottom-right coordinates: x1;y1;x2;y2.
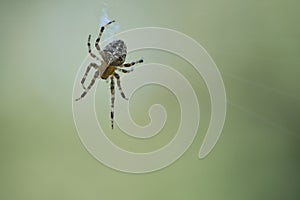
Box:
75;20;143;129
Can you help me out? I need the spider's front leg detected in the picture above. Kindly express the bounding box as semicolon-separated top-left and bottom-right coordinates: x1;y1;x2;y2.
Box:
80;63;98;90
110;76;115;129
75;70;100;101
114;72;128;100
117;68;134;74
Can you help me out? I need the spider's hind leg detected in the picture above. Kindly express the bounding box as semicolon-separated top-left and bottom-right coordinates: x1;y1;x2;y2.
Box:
122;58;144;68
114;72;128;100
95;20;115;56
87;35;100;60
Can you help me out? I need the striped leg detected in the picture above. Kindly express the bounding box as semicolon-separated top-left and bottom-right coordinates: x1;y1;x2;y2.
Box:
114;72;128;100
95;20;115;55
110;76;115;129
122;58;144;67
75;70;100;101
87;35;100;60
117;68;133;74
80;63;98;89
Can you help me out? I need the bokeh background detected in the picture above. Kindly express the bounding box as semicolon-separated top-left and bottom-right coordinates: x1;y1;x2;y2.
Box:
1;0;300;199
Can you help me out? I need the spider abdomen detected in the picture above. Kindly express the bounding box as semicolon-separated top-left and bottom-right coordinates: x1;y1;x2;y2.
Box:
102;40;127;66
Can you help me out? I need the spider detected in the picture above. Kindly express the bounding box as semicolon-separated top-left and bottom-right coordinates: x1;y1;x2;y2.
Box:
75;20;143;129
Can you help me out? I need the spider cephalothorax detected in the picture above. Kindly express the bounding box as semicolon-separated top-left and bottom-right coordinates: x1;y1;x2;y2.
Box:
75;20;143;129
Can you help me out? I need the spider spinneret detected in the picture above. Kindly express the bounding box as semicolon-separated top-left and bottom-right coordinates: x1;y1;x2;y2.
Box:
75;20;143;129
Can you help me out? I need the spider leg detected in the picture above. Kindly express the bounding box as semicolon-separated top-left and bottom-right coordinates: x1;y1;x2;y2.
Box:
117;68;133;74
122;58;144;68
75;70;100;101
87;35;100;60
110;76;115;129
95;20;115;56
80;63;98;89
114;72;128;100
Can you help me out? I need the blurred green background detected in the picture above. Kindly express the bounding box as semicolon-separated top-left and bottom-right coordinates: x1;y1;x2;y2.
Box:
1;0;300;199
